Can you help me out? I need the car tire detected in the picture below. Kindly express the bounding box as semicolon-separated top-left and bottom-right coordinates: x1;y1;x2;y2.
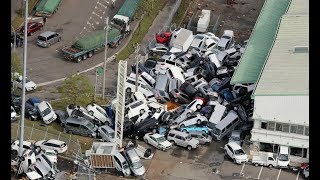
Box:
54;150;58;154
186;112;191;118
156;108;161;113
197;119;201;124
88;111;94;116
88;51;93;58
196;104;201;110
174;98;179;103
180;124;185;128
202;130;207;134
170;140;175;145
254;163;258;167
187;145;192;151
126;88;131;93
76;56;82;63
68;130;73;134
30;32;33;36
48;171;53;177
144;139;148;144
152;52;157;56
48;43;51;47
182;129;188;133
268;164;273;168
118;40;121;45
140;109;145;115
135;135;139;140
82;54;87;60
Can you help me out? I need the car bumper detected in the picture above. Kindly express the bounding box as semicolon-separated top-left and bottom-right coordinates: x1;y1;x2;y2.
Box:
235;159;248;164
26;86;37;91
37;42;48;47
161;145;172;151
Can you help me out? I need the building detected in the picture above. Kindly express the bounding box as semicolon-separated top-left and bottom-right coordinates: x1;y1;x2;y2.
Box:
250;0;309;165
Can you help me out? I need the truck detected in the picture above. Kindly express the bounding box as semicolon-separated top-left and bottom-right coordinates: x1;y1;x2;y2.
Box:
251;149;290;168
61;27;128;63
197;9;211;33
169;28;194;53
113;0;142;21
35;0;62;17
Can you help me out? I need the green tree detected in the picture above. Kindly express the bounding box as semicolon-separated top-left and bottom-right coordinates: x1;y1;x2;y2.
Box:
58;74;95;106
11;52;22;80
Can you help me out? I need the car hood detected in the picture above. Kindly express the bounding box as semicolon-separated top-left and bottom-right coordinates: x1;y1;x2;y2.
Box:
42;111;55;121
235;154;248;161
159;141;172;148
187;138;199;145
278;159;290;167
132;166;146;176
35;140;46;147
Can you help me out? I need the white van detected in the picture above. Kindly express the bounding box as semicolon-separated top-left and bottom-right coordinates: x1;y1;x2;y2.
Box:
154;74;169;92
210;110;240;141
277;146;290;167
129;72;156;89
113;151;131;177
131;91;147;103
207;101;227;130
166;66;185;83
125;76;153;96
125;100;149;119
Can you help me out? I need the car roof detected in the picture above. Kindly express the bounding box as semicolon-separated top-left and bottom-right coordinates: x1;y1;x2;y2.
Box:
28;97;42;104
66;117;88;125
101;125;114;132
39;31;56;37
168;129;189;137
217;38;229;47
223;30;234;37
38;101;50;110
14;140;32;146
150;133;163;138
227;141;242;150
46;139;65;145
126;148;140;161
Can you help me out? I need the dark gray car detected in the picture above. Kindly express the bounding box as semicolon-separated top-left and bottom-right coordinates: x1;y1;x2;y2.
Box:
63;117;98;138
37;31;61;48
169;89;191;104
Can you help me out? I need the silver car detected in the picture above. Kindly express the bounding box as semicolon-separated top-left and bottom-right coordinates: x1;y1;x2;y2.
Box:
124;148;146;176
97;125;115;142
167;130;199;150
37;31;61;48
148;43;169;56
189;131;212;145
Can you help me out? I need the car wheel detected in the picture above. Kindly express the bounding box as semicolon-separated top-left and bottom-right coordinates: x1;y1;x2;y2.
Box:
140;109;145;115
105;121;110;126
202;130;207;134
54;150;58;154
126;88;131;93
233;158;236;164
180;124;185;128
30;32;33;36
254;163;259;167
144;139;148;144
118;40;121;45
47;43;51;47
82;54;87;60
88;111;94;116
170;140;175;145
186;112;191;118
157;99;161;103
156;108;161;113
135;135;139;140
268;164;273;168
47;171;53;177
174;98;179;103
187;145;192;151
197;119;201;124
36;146;41;151
76;56;82;63
68;130;73;134
152;52;157;56
88;51;93;58
196;104;201;110
182;129;188;133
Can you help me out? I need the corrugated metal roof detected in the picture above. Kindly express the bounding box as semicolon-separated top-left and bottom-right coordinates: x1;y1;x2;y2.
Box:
254;15;309;96
230;0;291;84
286;0;308;15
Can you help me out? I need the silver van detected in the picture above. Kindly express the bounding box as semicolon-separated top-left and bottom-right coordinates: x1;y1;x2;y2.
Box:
37;31;61;48
207;101;227;130
154;74;169;92
210;110;240;141
167;129;199;150
113;151;131;177
63;117;98;137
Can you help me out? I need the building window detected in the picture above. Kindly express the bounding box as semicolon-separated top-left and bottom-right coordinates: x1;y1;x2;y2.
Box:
297;125;304;135
261;122;267;129
302;148;308;158
290;147;303;157
275;123;282;131
304;127;309;136
267;122;275;131
290;125;297;133
282;124;289;133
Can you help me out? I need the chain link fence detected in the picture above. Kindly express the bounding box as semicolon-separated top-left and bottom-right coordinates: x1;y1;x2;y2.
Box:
11;123;82;159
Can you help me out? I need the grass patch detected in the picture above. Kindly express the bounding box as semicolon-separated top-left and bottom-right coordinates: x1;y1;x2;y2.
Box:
116;0;168;60
12;0;39;30
171;0;194;26
12;16;24;31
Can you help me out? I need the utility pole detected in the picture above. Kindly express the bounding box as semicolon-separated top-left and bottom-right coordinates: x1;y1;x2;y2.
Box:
102;17;109;100
135;43;140;92
19;0;28;157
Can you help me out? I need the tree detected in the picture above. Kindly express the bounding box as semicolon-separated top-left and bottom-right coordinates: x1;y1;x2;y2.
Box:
58;74;95;105
11;52;22;79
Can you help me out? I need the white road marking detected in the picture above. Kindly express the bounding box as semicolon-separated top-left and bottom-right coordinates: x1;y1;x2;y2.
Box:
257;166;263;179
276;169;282;180
296;170;300;180
97;1;107;8
239;163;246;175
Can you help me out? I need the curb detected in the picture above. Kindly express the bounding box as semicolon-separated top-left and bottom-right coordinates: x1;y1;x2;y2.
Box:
37;17;142;87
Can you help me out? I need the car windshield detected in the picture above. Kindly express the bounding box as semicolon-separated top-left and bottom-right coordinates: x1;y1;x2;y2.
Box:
156;136;166;143
211;127;221;135
234;149;245;155
96;107;108;117
231;136;240;141
123;162;129;169
38;36;46;41
132;160;143;169
41;108;51;117
278;154;289;161
109;132;115;138
45;151;56;156
86;121;95;130
34;166;43;177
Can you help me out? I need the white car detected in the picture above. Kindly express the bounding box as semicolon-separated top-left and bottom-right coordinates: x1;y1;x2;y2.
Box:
185;98;205;111
217;30;234;51
13;74;37;92
179;113;208;128
143;133;172;151
224;141;248;164
11;140;34;152
66;104;96;122
86;103;112;126
148;43;169;56
35;153;56;175
38;101;57;124
11;106;17;121
125;100;149;119
97;125;115;142
189;34;207;51
41;149;57;164
28;161;52;179
35;139;68;154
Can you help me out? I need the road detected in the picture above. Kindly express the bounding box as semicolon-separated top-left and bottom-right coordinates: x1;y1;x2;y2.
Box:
14;0;129;84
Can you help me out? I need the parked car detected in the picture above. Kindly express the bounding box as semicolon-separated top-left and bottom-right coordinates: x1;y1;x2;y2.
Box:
86;103;112;126
63;117;98;137
169;89;191;104
38;101;57;124
189;34;206;51
156;31;172;44
228;130;242;146
35;153;56;176
303;165;309;178
66;104;98;124
123;147;146;176
180;81;198;98
54;110;69;126
130;58;158;75
224;141;248;164
143;133;172;151
28;160;53;179
41;149;57;164
25;97;42;120
209;77;231;92
35;139;68;154
37;31;61;48
97;125;115;142
178;113;208;128
180;125;210;134
11;106;17;122
189;131;212;145
134;117;159;139
167;130;199;150
217;30;234;51
148;43;169;56
125;100;149;119
11;140;35;152
171;108;195;125
225;47;241;60
13;74;37;91
20;22;44;36
185;97;206;111
11;94;22;112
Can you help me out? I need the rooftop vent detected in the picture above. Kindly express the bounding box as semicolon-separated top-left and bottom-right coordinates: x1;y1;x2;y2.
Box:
293;46;308;53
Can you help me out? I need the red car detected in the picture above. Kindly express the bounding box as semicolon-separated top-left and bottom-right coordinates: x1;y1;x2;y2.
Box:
20;22;44;36
156;31;172;44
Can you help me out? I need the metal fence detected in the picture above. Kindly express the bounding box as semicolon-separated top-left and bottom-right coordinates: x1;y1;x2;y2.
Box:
186;10;221;35
11;123;82;159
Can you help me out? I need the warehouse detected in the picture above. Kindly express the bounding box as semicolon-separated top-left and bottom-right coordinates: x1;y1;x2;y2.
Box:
249;0;309;166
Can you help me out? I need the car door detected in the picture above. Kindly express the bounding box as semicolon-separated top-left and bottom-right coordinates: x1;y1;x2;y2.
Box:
80;125;89;136
43;142;54;151
174;135;183;146
149;136;157;147
226;145;234;158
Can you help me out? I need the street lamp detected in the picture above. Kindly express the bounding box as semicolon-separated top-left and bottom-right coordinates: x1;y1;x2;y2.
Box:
134;44;141;92
102;17;109;100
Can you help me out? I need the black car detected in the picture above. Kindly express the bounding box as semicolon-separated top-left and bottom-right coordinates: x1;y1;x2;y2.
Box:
210;77;231;93
25;103;40;120
123;120;135;138
133;117;159;140
131;58;157;74
11;32;24;47
180;81;198;98
54;110;69;126
11;94;22;112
